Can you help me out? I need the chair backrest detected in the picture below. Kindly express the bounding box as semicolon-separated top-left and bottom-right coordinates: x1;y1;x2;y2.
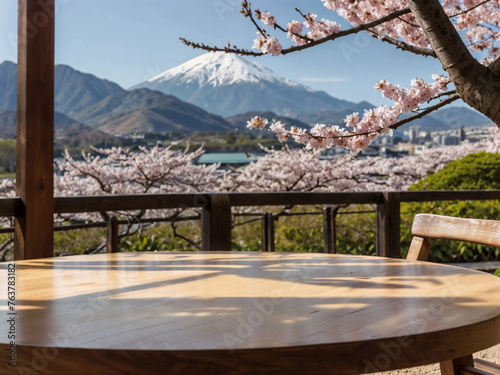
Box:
407;214;500;261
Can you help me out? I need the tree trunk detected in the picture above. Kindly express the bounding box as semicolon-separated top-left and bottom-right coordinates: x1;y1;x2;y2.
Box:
408;0;500;126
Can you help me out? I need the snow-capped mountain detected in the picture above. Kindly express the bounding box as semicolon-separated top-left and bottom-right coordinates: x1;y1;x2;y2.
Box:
131;52;355;117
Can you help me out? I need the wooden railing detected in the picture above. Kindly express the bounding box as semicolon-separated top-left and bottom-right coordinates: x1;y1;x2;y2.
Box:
2;190;500;259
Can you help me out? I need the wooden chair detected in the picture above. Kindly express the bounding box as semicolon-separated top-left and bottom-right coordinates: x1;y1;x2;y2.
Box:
408;214;500;375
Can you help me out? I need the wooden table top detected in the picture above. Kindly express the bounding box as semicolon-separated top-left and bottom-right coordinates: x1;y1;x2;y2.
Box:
1;252;500;374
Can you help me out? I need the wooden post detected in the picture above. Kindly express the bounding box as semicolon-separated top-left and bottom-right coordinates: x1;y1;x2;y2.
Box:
201;194;232;251
15;0;55;260
323;206;339;253
106;216;119;253
261;213;275;252
376;192;401;258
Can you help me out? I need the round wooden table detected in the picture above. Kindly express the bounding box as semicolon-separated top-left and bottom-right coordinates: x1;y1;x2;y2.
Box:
1;252;500;374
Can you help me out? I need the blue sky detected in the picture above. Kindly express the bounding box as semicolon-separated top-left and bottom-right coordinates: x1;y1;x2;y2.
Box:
0;0;449;106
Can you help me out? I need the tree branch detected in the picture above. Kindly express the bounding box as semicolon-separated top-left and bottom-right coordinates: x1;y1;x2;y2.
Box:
181;8;412;57
449;0;493;18
368;31;436;57
242;0;268;39
260;92;460;143
180;38;264;57
170;221;200;249
388;93;460;130
282;8;414;55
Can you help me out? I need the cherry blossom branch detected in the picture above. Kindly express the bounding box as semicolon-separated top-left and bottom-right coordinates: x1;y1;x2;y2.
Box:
241;0;268;39
397;16;419;28
368;31;436;57
259;7;414;55
180;38;263;57
247;75;453;150
387;93;460;129
258;8;314;45
449;0;493;18
248;92;459;146
181;7;412;57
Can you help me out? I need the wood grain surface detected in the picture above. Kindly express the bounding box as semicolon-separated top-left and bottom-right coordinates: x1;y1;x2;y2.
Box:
1;252;500;374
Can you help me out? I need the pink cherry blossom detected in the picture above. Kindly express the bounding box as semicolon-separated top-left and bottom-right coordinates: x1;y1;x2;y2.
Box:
247;116;268;129
258;11;276;27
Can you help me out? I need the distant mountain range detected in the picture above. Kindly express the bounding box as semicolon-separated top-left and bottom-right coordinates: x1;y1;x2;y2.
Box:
55;64;125;117
131;52;355;117
0;54;493;142
0;61;236;136
0;61;17;111
74;88;234;134
0;110;115;148
0;61;124;116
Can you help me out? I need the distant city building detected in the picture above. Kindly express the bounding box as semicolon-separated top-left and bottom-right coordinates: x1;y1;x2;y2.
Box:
442;135;460;146
408;126;420;143
196;153;263;170
378;147;409;158
398;143;416;154
460;126;466;141
414;145;429;155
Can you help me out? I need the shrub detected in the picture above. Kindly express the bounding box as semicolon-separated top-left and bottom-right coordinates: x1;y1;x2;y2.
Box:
402;152;500;263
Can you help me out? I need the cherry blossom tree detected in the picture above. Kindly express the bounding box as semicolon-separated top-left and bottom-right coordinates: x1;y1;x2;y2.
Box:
0;145;221;257
55;145;220;221
220;133;500;194
182;0;500;151
0;133;498;216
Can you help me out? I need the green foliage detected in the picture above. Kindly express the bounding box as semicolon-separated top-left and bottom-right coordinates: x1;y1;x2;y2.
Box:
54;228;105;256
231;217;262;252
231;205;376;255
275;213;324;252
494;268;500;277
403;152;500;263
411;152;500;190
122;235;170;252
121;222;199;252
335;208;377;256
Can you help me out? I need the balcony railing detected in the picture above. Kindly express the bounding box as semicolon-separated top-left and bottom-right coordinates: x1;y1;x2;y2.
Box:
2;190;500;259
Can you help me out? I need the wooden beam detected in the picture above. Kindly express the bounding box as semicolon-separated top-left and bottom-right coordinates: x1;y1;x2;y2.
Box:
15;0;55;259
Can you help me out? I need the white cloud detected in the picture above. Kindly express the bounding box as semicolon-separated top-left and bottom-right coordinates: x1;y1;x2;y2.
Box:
300;76;350;83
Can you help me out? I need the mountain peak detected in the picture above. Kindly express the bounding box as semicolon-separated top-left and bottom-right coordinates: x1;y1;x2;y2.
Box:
143;51;301;88
131;52;355;117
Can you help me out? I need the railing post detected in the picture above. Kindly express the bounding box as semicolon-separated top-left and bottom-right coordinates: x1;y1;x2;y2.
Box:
261;213;275;252
106;216;119;253
201;194;232;251
323;206;340;253
376;192;401;258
